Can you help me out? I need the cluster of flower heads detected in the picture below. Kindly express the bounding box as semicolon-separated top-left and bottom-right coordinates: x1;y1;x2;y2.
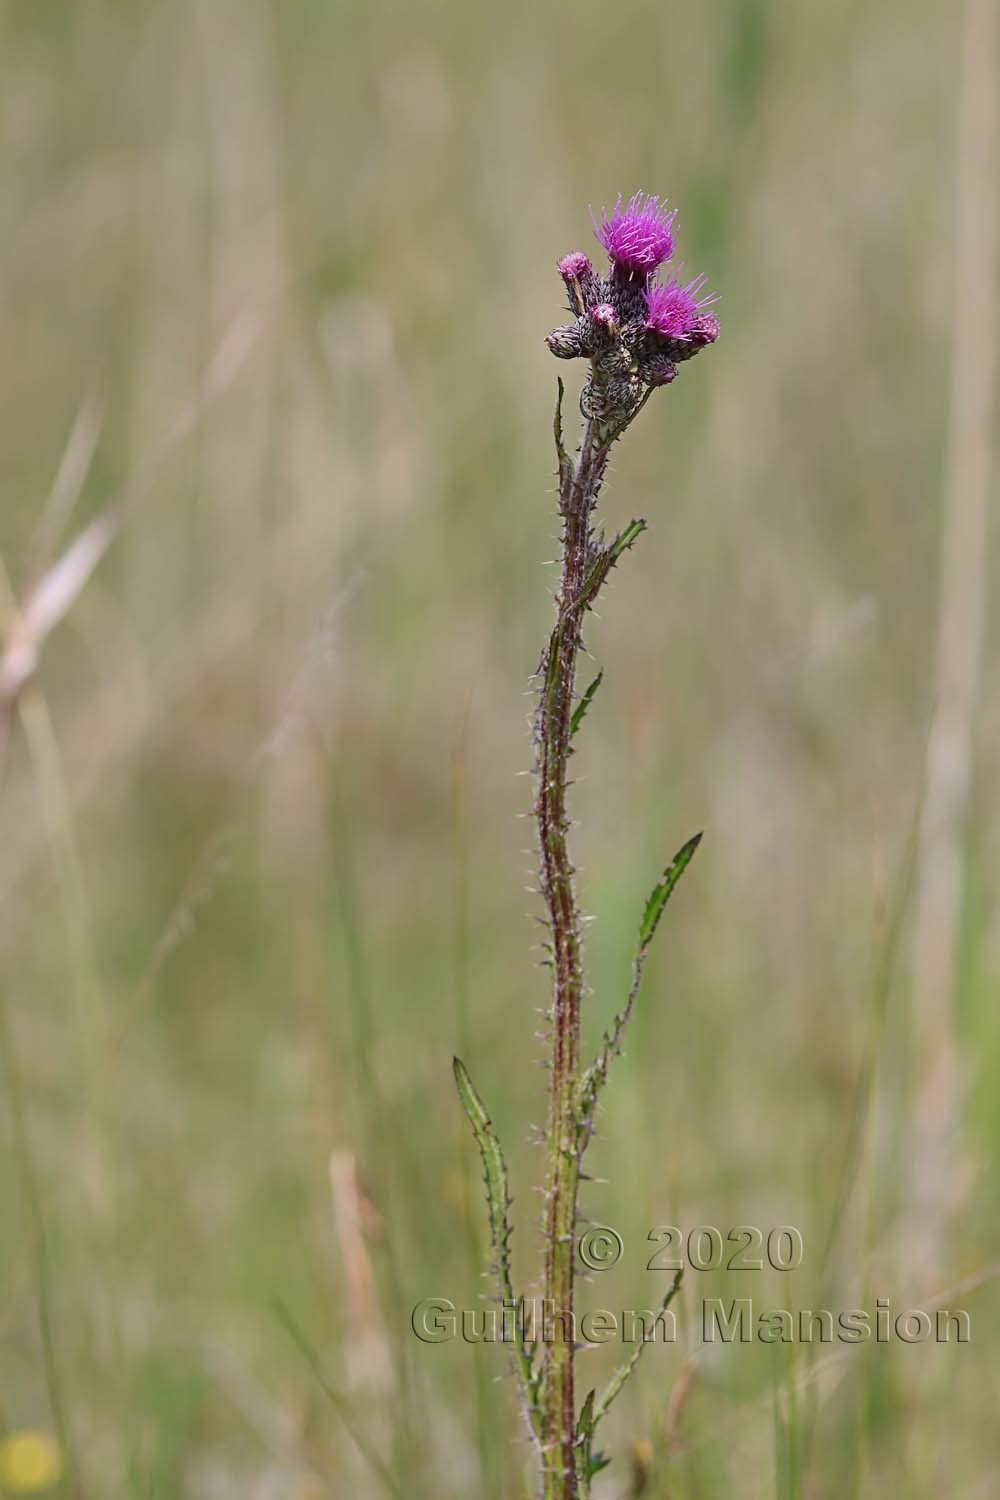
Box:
547;192;719;421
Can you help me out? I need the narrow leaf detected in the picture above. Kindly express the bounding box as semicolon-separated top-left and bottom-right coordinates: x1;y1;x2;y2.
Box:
452;1058;516;1304
453;1057;542;1441
574;1387;598;1493
639;832;703;949
577;833;703;1143
575;1387;596;1444
577;518;648;613
570;671;603;740
553;377;571;488
593;1270;683;1424
606;517;647;567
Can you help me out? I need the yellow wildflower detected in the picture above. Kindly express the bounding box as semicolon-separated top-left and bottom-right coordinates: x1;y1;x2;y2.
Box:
0;1431;62;1494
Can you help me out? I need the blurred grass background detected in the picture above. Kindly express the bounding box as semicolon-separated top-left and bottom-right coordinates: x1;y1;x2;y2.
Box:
1;0;998;1496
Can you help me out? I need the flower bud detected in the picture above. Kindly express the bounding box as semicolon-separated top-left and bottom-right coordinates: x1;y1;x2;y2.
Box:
640;354;679;387
557;251;595;315
546;324;586;360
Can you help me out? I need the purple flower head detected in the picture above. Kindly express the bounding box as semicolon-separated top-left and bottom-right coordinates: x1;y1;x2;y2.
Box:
644;274;719;341
547;198;719;404
594;192;677;280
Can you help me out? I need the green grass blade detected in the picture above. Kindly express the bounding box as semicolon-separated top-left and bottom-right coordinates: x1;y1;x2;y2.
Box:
273;1299;404;1499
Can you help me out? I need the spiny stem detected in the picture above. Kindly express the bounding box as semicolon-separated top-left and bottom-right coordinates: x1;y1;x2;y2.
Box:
535;413;614;1498
464;195;718;1496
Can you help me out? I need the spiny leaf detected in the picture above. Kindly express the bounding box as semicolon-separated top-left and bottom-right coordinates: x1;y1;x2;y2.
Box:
452;1057;542;1442
577;519;648;613
587;1452;612;1480
453;1056;511;1277
554;378;571;489
606;517;648;567
570;671;603;740
574;1388;599;1493
592;1270;683;1425
576;833;703;1142
639;832;703;948
575;1387;596;1444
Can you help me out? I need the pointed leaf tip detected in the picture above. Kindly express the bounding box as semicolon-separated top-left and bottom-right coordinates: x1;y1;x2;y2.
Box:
576;833;703;1139
570;671;604;740
576;1387;596;1442
553;377;570;487
592;1268;683;1424
638;831;703;950
452;1054;541;1440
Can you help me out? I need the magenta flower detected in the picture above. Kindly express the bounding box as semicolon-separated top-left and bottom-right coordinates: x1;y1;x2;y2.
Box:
594;192;677;279
548;193;719;400
644;274;719;341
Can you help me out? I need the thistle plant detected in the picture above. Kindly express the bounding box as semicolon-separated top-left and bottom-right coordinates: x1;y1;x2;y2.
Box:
454;192;719;1499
